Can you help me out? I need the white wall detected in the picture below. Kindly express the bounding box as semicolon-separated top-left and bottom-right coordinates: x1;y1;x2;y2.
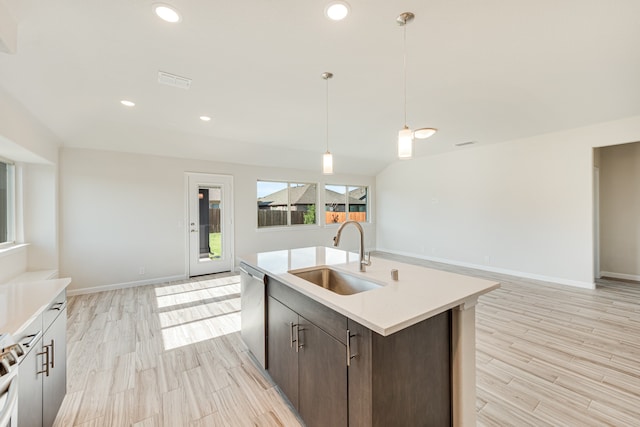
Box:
376;115;640;289
599;142;640;280
0;87;60;281
23;163;58;270
60;148;375;293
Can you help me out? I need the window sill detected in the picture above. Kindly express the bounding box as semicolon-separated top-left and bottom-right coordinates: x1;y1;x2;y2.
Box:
0;243;29;259
255;224;322;232
324;222;374;228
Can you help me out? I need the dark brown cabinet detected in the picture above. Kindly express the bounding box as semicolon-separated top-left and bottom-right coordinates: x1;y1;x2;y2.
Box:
265;276;452;427
267;297;299;408
298;317;348;427
267;295;348;427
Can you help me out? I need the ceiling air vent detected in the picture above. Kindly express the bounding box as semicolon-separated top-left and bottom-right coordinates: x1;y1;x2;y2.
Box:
158;71;191;90
455;141;477;147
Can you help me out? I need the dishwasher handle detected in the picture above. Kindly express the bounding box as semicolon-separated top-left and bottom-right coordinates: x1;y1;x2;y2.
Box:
239;264;266;283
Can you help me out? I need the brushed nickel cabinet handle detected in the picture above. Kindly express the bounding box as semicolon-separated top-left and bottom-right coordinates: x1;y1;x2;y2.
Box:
22;331;42;349
289;322;295;348
37;345;50;377
50;302;64;311
296;325;304;353
49;339;55;369
346;329;357;367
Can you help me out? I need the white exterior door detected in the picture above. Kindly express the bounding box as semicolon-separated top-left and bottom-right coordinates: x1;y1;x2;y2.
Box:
187;173;234;276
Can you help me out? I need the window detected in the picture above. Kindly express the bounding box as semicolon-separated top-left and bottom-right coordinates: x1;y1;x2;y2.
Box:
325;184;368;224
257;181;317;228
0;159;15;245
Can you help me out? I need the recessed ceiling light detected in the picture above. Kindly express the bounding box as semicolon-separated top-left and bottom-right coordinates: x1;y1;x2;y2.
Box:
153;3;181;23
199;116;211;122
120;100;135;107
325;1;350;21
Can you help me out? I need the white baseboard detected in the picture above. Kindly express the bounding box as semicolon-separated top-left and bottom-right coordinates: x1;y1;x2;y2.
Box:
599;271;640;282
67;274;188;296
375;248;596;290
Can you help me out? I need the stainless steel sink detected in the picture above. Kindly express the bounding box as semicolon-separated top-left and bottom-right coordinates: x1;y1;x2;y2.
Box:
289;267;382;295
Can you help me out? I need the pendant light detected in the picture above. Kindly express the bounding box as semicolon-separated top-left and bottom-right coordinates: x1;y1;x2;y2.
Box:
397;12;437;159
322;72;334;175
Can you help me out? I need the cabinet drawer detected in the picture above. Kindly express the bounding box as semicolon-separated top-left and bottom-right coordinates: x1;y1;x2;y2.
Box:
267;277;347;344
43;290;67;332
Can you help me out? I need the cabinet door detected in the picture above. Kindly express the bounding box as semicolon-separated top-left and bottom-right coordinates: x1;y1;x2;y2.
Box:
298;317;348;427
267;297;299;408
18;337;44;427
43;308;67;427
347;320;373;427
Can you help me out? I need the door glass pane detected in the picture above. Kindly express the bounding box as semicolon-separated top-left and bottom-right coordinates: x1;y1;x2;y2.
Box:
199;186;222;260
0;162;7;243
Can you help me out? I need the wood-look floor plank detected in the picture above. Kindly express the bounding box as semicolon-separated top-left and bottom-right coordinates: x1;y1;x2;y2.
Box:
374;251;640;426
57;258;640;426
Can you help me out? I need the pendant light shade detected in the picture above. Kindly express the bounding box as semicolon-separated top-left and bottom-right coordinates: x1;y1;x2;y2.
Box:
398;127;413;159
323;151;334;174
322;72;334;175
396;12;437;159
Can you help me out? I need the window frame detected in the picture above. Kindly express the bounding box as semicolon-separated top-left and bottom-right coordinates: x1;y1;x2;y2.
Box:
256;180;319;229
0;157;16;248
324;183;369;226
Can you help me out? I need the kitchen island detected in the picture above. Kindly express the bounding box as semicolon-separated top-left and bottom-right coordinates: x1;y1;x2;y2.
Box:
240;247;499;427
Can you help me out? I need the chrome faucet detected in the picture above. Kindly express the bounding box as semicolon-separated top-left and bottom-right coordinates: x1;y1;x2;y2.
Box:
333;220;371;272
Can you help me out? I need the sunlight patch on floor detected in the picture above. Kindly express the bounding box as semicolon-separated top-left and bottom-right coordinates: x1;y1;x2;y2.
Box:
156;277;242;351
160;307;241;351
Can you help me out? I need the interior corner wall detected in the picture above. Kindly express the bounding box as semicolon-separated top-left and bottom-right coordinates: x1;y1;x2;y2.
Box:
376;115;640;289
0;88;60;281
59;148;376;293
599;142;640;280
23;163;58;270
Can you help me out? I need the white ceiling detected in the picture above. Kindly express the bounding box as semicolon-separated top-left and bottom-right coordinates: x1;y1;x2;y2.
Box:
1;0;639;175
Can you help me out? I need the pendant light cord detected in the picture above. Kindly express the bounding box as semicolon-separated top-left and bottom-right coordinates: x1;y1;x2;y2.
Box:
326;75;330;152
403;22;407;128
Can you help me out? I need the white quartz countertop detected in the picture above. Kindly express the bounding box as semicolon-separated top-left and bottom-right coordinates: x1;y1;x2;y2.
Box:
240;247;500;336
0;277;72;335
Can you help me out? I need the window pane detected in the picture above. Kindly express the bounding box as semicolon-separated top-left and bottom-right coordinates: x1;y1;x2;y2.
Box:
257;181;288;227
290;183;316;225
0;162;7;243
348;186;368;222
325;185;347;224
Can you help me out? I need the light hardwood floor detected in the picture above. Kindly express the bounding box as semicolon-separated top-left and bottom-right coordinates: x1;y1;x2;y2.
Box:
54;256;640;426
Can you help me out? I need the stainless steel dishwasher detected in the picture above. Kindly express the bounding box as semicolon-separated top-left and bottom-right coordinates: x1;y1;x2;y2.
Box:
240;262;266;368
